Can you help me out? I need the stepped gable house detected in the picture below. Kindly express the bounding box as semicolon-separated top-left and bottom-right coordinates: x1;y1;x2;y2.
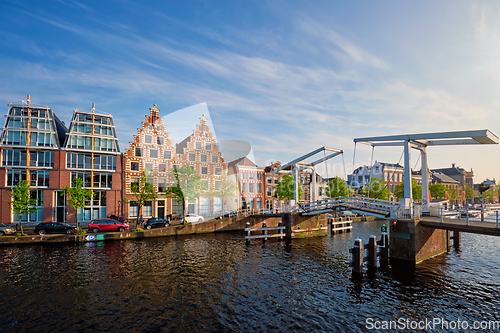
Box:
123;104;176;220
175;114;225;215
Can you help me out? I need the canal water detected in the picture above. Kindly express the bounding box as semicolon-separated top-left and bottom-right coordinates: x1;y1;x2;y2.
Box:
1;220;499;332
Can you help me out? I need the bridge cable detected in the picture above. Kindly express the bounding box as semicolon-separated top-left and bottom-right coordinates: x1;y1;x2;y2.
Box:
324;148;330;196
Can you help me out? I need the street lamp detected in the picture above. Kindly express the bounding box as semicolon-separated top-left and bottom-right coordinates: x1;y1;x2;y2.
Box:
478;183;490;222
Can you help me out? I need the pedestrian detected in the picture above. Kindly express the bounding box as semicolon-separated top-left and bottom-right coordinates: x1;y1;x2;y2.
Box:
139;215;144;228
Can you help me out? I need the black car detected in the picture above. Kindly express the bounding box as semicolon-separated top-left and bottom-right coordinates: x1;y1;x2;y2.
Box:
34;222;77;235
144;218;170;230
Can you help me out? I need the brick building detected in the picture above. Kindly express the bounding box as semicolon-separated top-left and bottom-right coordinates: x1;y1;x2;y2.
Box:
227;156;264;211
175;114;226;215
0;97;122;224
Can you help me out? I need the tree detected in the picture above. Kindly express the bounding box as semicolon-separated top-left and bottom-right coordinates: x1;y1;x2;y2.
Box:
275;175;302;202
325;177;353;197
166;164;204;221
429;183;447;199
448;186;460;203
394;178;422;201
464;184;477;203
482;189;496;203
9;180;39;235
208;171;238;212
62;177;93;230
125;171;158;225
361;178;390;200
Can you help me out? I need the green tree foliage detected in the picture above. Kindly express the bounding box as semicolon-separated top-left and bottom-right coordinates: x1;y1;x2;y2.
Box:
275;175;302;202
166;164;204;220
208;171;238;212
361;178;390;200
448;186;460;202
429;183;447;199
62;177;93;230
464;184;478;202
126;171;158;224
325;177;353;197
393;178;422;201
482;189;496;203
9;180;38;235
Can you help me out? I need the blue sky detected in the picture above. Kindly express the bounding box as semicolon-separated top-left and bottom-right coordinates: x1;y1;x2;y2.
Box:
1;0;500;182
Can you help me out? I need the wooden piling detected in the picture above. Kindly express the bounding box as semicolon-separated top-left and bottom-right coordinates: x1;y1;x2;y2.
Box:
351;238;364;273
367;235;377;268
379;233;389;266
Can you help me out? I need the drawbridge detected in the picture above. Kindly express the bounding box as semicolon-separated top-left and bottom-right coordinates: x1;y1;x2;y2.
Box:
299;196;400;219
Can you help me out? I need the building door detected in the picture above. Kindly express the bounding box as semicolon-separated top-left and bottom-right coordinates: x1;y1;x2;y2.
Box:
54;191;66;223
157;200;165;219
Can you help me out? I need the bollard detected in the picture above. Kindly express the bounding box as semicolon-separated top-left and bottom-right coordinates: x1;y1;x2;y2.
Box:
246;222;251;244
351;238;364;273
262;221;267;242
367;235;377;269
278;220;283;240
466;208;469;226
440;207;443;223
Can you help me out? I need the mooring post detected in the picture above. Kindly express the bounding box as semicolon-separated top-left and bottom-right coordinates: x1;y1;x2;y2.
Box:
351;238;364;273
452;230;460;247
367;235;377;269
262;221;267;242
497;210;499;229
246;222;251;244
440;207;443;223
379;233;389;266
278;220;283;240
467;208;469;226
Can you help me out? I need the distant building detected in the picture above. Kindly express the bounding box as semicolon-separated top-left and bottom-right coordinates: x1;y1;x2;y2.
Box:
227;156;264;211
431;163;473;189
350;161;404;193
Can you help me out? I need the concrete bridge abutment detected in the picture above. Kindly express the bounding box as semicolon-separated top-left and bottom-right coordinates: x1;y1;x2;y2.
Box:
389;218;449;264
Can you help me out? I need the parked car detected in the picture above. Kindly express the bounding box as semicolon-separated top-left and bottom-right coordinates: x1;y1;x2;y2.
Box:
88;219;130;233
182;214;204;224
144;217;170;229
262;209;271;214
338;210;357;217
0;223;16;236
34;222;77;236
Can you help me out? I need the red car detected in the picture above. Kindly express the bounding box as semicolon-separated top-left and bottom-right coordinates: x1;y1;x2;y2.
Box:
88;219;130;233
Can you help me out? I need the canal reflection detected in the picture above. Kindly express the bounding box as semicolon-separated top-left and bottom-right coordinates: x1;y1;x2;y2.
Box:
0;221;499;332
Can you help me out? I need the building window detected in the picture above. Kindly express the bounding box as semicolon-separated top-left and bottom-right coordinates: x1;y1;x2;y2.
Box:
2;149;27;166
130;178;139;190
267;178;272;184
145;135;152;144
241;172;246;180
157;137;164;145
143;201;152;216
201;167;208;175
212;156;218;163
202;180;209;190
215;181;221;190
201;154;207;162
241;183;246;194
173;164;179;169
257;183;262;193
189;153;196;162
164;151;171;160
257;173;262;181
267;187;272;196
145;163;154;172
256;198;262;210
150;149;158;158
196;141;202;149
30;170;50;187
135;148;144;157
159;164;166;172
129;201;139;217
206;143;212;150
215;168;222;175
249;183;254;193
131;162;139;171
3;130;28;145
7;169;26;187
249;173;254;180
158;178;167;192
274;178;279;184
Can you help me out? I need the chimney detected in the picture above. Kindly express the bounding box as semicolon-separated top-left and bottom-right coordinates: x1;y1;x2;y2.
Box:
452;163;455;168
